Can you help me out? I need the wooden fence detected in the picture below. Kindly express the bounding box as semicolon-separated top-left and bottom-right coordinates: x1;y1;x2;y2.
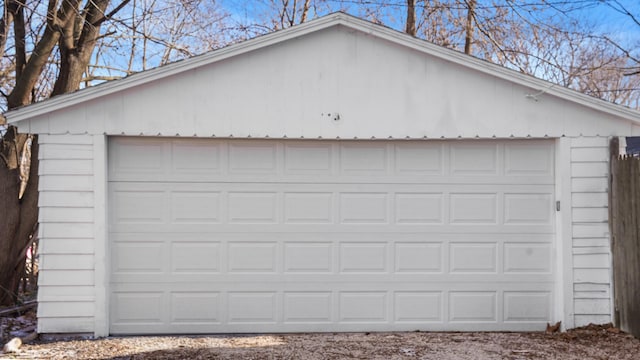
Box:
610;138;640;338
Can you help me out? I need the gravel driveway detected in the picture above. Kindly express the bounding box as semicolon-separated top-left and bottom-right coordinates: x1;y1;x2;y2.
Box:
1;324;639;360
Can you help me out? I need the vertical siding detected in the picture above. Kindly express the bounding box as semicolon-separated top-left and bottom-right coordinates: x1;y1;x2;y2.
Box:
37;134;95;334
570;137;612;327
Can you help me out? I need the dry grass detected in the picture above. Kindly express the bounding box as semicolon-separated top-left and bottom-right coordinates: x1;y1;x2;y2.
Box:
1;324;639;360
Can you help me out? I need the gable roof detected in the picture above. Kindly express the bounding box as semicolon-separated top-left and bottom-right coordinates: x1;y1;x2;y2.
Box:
5;12;640;124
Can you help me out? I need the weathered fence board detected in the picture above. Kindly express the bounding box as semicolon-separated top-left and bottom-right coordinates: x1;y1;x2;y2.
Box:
610;137;640;338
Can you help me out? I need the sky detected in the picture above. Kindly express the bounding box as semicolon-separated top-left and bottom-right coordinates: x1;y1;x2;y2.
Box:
218;0;640;47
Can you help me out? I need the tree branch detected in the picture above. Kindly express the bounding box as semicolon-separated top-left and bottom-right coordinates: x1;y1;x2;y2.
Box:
92;0;131;27
7;0;82;108
82;75;122;82
609;0;640;28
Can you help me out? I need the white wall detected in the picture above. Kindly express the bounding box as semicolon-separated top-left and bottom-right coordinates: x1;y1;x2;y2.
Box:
570;137;613;326
16;26;635;139
37;134;97;333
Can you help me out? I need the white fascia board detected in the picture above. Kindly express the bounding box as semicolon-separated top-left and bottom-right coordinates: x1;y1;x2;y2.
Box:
6;12;640;125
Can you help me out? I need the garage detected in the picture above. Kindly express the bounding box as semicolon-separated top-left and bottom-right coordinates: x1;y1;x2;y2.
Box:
6;12;631;336
108;137;555;333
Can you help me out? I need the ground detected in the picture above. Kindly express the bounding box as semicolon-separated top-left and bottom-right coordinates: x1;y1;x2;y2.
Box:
1;317;640;360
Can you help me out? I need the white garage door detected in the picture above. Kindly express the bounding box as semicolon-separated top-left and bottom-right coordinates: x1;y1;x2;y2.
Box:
108;138;556;334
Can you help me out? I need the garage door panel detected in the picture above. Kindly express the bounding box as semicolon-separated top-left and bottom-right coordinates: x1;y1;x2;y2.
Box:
450;143;499;175
449;243;497;273
503;243;553;274
109;138;555;333
284;193;333;223
171;140;223;174
110;232;553;242
170;292;221;324
228;192;278;224
110;287;557;332
339;292;388;322
503;193;554;225
339;242;388;272
110;138;554;183
449;291;497;322
109;138;165;179
109;287;556;331
394;291;443;322
111;224;555;235
503;291;552;322
228;242;278;273
110;281;556;293
340;143;388;174
394;242;443;273
109;234;554;282
170;191;221;224
504;142;554;176
111;242;164;273
449;193;498;224
394;142;444;175
110;273;556;287
170;242;221;273
395;193;443;224
283;292;332;323
284;143;333;174
111;190;166;225
227;292;278;324
339;193;389;224
109;181;554;195
109;173;556;186
284;242;332;272
229;141;278;174
110;222;555;237
109;182;553;227
111;291;164;325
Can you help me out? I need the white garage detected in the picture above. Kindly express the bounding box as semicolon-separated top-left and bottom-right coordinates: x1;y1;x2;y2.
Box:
108;138;555;333
5;13;640;336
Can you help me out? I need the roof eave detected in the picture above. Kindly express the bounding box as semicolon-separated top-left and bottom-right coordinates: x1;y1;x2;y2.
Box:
6;12;640;125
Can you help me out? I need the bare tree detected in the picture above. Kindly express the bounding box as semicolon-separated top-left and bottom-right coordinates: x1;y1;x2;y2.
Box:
0;0;130;306
0;0;228;306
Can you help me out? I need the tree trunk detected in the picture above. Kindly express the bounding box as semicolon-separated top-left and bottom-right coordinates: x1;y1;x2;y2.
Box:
0;128;39;306
464;0;476;55
52;49;89;95
52;0;111;96
405;0;416;36
13;0;26;79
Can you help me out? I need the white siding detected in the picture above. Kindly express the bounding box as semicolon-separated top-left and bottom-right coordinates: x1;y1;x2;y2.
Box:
37;134;96;334
570;137;612;327
13;26;635;140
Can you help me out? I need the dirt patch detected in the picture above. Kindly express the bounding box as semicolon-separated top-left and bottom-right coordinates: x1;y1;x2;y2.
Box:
1;324;638;359
0;310;36;346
